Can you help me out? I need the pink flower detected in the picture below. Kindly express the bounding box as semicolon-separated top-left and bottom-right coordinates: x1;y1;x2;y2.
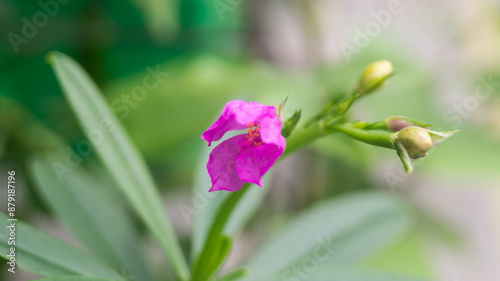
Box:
202;100;286;192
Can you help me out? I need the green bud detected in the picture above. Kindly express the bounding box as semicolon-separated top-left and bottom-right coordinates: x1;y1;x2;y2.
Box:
385;116;431;132
396;126;433;159
395;126;459;173
358;60;394;95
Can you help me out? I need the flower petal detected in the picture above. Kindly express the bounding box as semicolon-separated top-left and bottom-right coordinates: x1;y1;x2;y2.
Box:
207;135;247;192
259;107;283;146
235;136;286;187
202;100;274;146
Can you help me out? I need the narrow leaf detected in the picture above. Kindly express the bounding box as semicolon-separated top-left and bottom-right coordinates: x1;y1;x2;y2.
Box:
0;213;124;279
30;155;153;281
395;139;414;174
47;51;190;280
197;235;232;280
243;191;413;281
427;129;459;146
217;268;251;281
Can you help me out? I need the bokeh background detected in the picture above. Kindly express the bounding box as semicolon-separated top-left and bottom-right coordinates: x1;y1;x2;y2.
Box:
1;0;500;280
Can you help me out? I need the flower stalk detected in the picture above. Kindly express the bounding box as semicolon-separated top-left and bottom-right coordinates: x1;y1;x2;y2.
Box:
196;60;458;281
327;123;396;149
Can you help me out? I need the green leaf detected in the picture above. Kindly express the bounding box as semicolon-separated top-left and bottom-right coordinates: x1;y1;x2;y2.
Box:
30;155;153;281
216;268;251;281
0;213;124;279
361;231;435;279
194;235;233;280
276;96;289;123
47;51;190;281
426;129;459;146
243;191;413;281
282;109;301;138
36;277;116;281
395;139;414;174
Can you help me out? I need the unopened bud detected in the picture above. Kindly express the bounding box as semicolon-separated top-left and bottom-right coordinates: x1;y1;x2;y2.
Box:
359;60;394;95
394;126;458;173
396;126;432;159
386;116;431;132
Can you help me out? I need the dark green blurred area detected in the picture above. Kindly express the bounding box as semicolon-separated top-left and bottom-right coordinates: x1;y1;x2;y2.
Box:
0;0;245;182
0;0;241;117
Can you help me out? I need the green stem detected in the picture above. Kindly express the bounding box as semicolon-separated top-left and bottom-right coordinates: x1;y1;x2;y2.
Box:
195;120;396;280
192;187;249;281
283;121;328;157
303;88;359;126
328;123;395;149
193;122;329;280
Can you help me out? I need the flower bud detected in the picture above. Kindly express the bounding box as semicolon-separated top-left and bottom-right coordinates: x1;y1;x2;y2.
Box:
358;60;394;95
394;126;458;173
385;116;431;132
396;126;432;159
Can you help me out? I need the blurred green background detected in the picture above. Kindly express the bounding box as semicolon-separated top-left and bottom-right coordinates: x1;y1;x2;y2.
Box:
1;0;500;280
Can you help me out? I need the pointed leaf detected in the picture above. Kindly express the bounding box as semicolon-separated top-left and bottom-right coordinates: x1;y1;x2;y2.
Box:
276;96;289;123
242;191;413;281
47;51;190;280
0;213;124;279
217;268;251;281
30;155;153;281
427;129;459;146
395;139;414;174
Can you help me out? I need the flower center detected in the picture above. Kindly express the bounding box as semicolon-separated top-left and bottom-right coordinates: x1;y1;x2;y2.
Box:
246;122;262;146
